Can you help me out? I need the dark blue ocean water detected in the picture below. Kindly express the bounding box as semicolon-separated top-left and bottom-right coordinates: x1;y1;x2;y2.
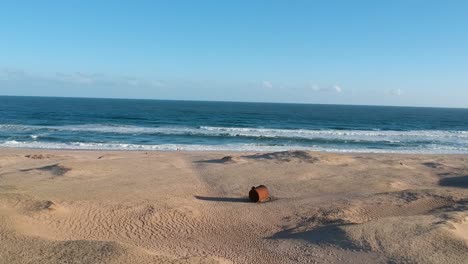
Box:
1;96;468;153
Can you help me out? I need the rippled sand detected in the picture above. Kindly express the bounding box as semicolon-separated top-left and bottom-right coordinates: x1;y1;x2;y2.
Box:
0;149;467;263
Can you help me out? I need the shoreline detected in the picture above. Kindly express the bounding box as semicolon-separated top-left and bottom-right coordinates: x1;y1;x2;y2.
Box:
1;146;468;156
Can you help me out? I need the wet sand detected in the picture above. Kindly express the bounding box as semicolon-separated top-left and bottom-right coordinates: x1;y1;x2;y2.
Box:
0;148;467;263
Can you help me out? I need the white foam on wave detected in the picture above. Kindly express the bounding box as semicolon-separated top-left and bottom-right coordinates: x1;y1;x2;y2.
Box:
2;140;468;154
0;140;308;152
198;126;468;143
1;124;468;143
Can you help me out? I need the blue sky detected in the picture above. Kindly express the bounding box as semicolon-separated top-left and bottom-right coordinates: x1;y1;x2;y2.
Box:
1;0;467;107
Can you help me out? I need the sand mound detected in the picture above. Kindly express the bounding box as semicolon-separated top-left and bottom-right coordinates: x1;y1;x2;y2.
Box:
422;161;445;169
20;164;71;177
302;190;460;227
0;193;63;214
25;154;55;160
272;189;468;263
242;150;318;163
0;232;230;264
0;195;229;263
196;155;245;164
388;180;409;190
28;199;60;211
13;201;204;243
342;216;468;263
448;217;468;241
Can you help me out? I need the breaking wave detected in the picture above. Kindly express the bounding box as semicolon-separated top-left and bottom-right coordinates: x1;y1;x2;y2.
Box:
1;140;468;153
1;124;468;153
1;124;468;142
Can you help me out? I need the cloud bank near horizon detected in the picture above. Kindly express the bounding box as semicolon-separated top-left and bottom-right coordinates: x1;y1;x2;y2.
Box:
6;67;456;108
0;68;164;89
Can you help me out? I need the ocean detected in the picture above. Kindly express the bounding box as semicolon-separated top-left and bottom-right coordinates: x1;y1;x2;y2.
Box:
1;96;468;153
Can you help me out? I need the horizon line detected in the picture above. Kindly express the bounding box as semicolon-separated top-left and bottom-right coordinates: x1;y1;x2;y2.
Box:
1;94;467;110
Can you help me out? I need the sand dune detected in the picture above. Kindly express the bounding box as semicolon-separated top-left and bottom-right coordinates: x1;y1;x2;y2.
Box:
0;149;467;263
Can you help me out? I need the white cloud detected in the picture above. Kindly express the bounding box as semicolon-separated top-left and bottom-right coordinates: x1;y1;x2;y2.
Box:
0;68;164;88
53;72;101;85
332;85;342;93
389;88;404;96
121;76;164;88
311;84;342;93
262;80;273;89
0;68;27;81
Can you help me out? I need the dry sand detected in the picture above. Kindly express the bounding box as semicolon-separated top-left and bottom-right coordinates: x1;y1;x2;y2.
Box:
0;148;467;264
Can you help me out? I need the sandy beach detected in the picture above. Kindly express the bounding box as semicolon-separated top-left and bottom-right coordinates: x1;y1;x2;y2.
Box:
0;148;467;263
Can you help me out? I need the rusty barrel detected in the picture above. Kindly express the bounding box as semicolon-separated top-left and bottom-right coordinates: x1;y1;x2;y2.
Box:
249;185;270;203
